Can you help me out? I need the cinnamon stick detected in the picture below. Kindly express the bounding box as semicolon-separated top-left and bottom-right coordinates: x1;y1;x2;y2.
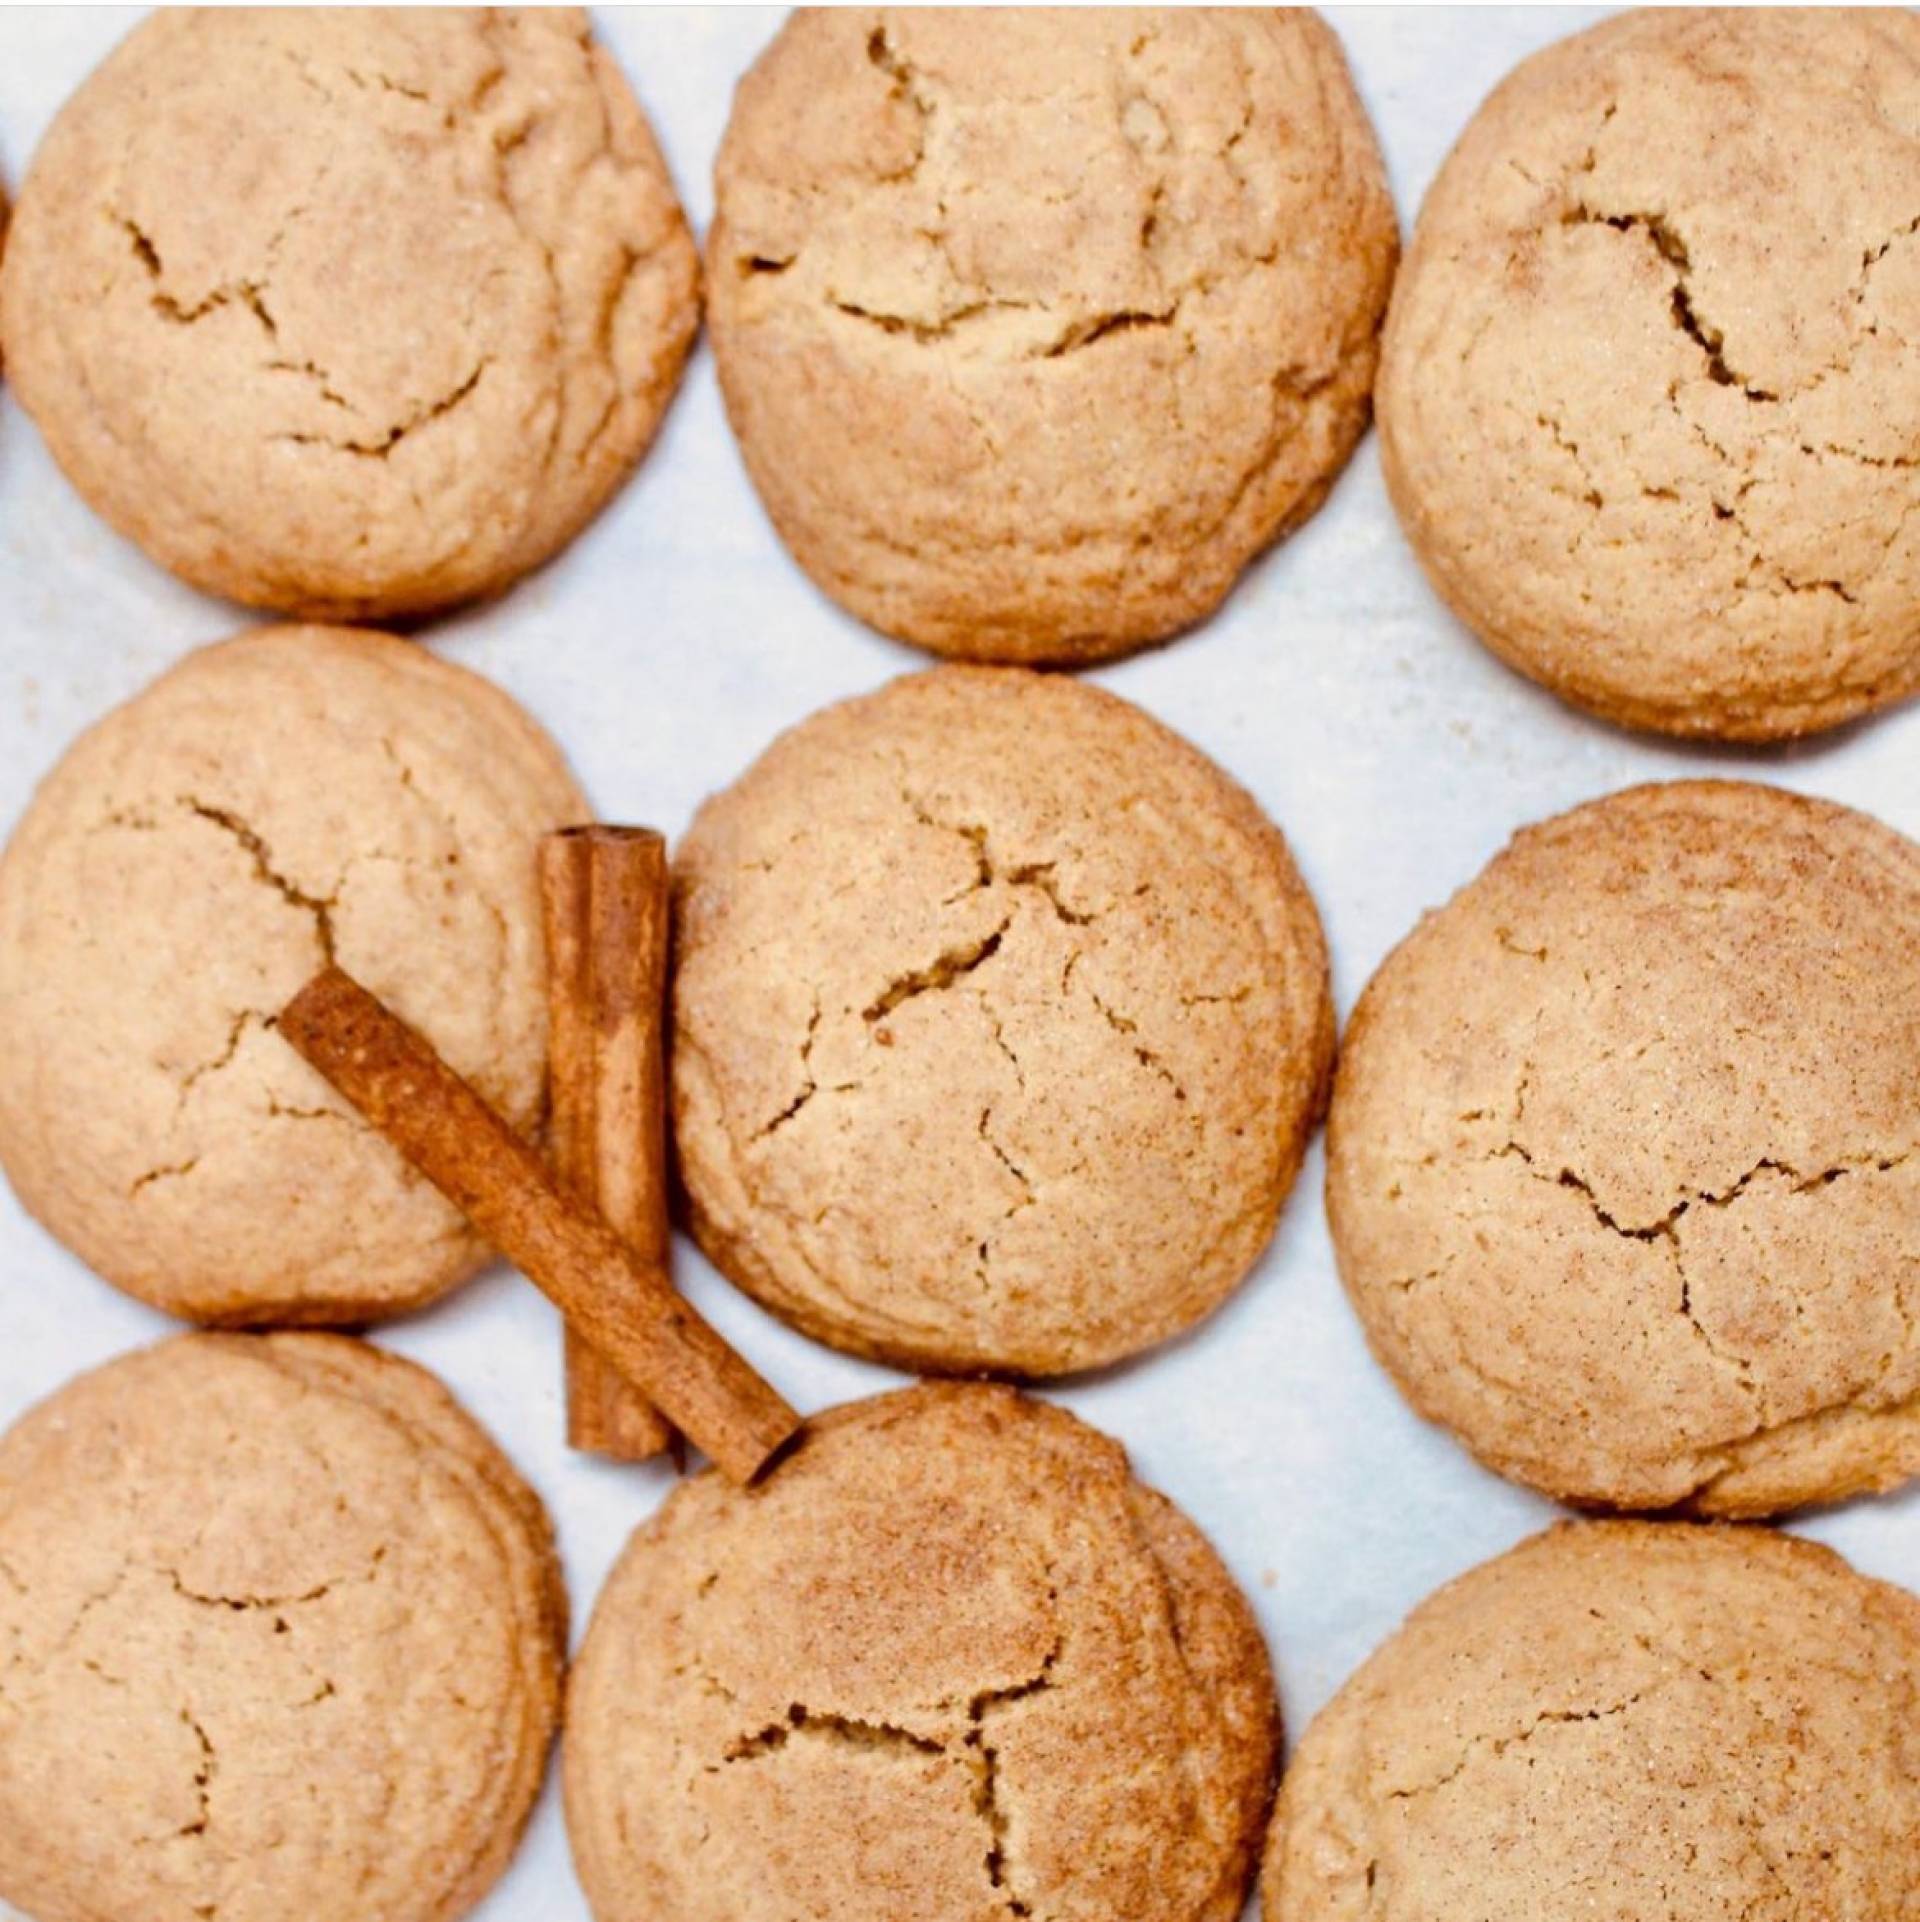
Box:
539;826;675;1461
278;965;800;1485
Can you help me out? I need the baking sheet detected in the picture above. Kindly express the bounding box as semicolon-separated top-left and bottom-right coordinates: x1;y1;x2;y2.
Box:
0;9;1915;1918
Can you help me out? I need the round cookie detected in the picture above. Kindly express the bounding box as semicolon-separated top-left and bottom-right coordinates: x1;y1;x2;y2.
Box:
1263;1521;1920;1919
0;8;699;620
566;1381;1278;1922
0;1331;565;1922
708;8;1397;663
671;666;1334;1375
1377;10;1920;740
0;625;587;1323
1329;780;1920;1516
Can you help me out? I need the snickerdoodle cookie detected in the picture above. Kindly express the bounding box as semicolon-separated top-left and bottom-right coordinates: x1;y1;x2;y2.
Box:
1264;1522;1920;1919
0;1332;565;1922
0;8;698;620
567;1382;1277;1922
671;667;1334;1375
1330;780;1920;1516
1378;9;1920;740
0;625;586;1323
708;8;1397;663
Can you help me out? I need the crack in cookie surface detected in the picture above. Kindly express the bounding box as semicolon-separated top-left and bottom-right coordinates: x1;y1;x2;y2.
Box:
0;628;584;1322
567;1385;1277;1922
0;9;698;616
707;8;1396;659
0;1335;563;1922
1264;1525;1920;1921
1332;782;1920;1512
671;670;1331;1374
1379;10;1920;736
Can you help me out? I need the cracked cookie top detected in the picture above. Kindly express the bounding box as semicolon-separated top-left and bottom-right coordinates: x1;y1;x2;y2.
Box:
1263;1521;1920;1920
1378;9;1920;740
707;7;1396;663
565;1382;1278;1922
1329;779;1920;1516
0;7;698;620
0;624;586;1322
0;1332;565;1922
670;666;1334;1376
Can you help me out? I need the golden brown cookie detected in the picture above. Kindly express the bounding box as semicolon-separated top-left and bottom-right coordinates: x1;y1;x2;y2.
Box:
1378;9;1920;740
671;666;1334;1376
1329;780;1920;1517
0;625;586;1324
0;8;698;620
0;1332;565;1922
1263;1521;1920;1920
708;8;1397;663
566;1382;1277;1922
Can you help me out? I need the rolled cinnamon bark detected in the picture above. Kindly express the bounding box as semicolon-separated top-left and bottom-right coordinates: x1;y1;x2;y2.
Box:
279;965;800;1485
540;827;676;1461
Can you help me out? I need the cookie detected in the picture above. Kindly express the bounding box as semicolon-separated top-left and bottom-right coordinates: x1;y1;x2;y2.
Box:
0;8;699;620
1377;10;1920;740
1263;1521;1920;1919
566;1381;1277;1922
0;625;586;1324
0;1331;565;1922
671;666;1334;1376
708;8;1396;664
1329;780;1920;1517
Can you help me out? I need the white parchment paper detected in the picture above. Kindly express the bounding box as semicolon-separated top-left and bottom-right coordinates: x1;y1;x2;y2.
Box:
0;10;1914;1918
